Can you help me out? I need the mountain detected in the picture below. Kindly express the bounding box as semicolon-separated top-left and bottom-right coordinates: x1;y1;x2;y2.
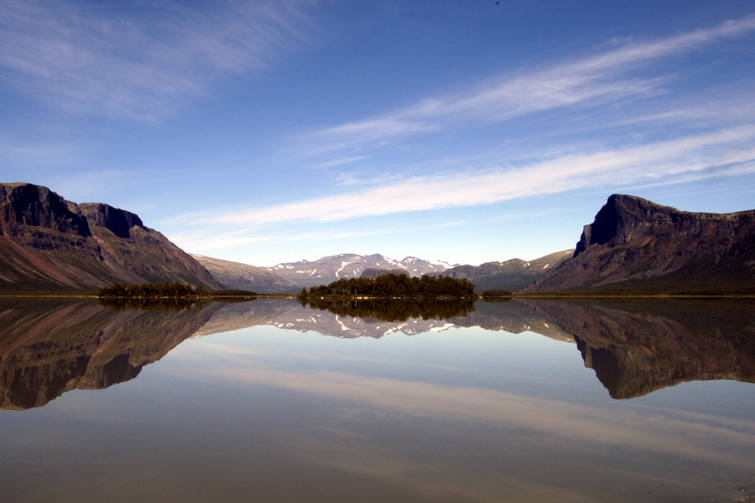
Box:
267;253;455;288
522;194;755;294
360;268;407;279
521;299;755;399
440;250;574;293
191;255;298;294
0;182;222;293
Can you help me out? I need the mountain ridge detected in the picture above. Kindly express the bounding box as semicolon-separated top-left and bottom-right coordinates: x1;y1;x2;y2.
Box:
267;253;456;288
0;182;222;293
522;194;755;294
191;254;298;294
440;249;574;293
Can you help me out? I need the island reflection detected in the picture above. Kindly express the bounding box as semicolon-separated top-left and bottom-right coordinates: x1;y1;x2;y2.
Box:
1;297;753;409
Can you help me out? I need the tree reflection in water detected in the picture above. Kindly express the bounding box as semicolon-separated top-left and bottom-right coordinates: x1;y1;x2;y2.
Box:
298;297;476;322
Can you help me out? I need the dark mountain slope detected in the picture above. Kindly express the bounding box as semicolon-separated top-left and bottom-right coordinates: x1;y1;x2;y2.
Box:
0;183;222;294
522;194;755;294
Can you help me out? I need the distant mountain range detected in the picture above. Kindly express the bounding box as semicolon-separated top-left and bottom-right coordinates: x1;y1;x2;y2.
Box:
439;249;574;293
0;183;221;294
191;254;298;294
2;184;752;295
266;253;456;288
521;194;755;294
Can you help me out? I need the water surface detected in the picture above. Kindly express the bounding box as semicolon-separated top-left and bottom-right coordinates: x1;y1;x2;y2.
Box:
0;298;753;502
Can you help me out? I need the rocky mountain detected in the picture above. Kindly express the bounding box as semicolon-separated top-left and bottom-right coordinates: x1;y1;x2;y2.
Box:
191;255;298;294
440;250;574;293
267;253;455;288
521;299;755;398
0;183;222;293
522;194;755;294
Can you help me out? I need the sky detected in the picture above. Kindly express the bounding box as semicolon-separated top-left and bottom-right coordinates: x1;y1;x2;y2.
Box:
2;0;755;267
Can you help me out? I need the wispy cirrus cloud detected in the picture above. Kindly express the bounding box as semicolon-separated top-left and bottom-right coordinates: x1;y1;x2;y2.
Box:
0;0;317;120
303;16;755;154
191;125;755;227
164;125;755;254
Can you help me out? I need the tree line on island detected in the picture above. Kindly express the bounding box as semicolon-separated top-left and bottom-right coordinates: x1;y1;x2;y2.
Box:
299;297;476;322
297;273;478;299
96;274;510;312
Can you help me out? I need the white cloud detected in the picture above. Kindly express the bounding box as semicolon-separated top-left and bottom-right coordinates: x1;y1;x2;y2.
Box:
187;126;755;229
0;0;316;120
303;16;755;154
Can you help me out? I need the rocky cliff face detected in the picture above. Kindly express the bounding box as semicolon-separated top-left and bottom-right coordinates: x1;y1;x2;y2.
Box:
520;299;755;398
523;194;755;294
0;183;223;293
79;202;143;238
0;182;91;237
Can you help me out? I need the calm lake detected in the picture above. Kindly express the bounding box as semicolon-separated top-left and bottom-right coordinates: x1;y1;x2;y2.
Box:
1;298;753;502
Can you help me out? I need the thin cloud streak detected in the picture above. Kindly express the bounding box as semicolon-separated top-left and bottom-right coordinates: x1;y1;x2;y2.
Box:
304;16;755;154
0;0;316;120
173;219;464;255
190;126;755;229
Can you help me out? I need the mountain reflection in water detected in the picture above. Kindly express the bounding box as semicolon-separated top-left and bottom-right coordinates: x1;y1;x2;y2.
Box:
522;299;755;399
1;297;754;410
0;299;221;410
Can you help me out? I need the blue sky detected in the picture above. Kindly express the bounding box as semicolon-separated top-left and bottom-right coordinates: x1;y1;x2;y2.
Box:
2;1;754;267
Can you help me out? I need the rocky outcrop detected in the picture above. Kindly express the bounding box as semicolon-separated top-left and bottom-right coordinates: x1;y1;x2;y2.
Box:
441;250;573;293
0;183;223;293
79;203;143;238
0;182;91;237
520;299;755;398
522;194;755;294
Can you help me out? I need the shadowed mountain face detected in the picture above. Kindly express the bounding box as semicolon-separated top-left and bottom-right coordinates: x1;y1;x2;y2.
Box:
0;299;221;410
0;183;222;293
520;299;755;398
523;194;755;294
